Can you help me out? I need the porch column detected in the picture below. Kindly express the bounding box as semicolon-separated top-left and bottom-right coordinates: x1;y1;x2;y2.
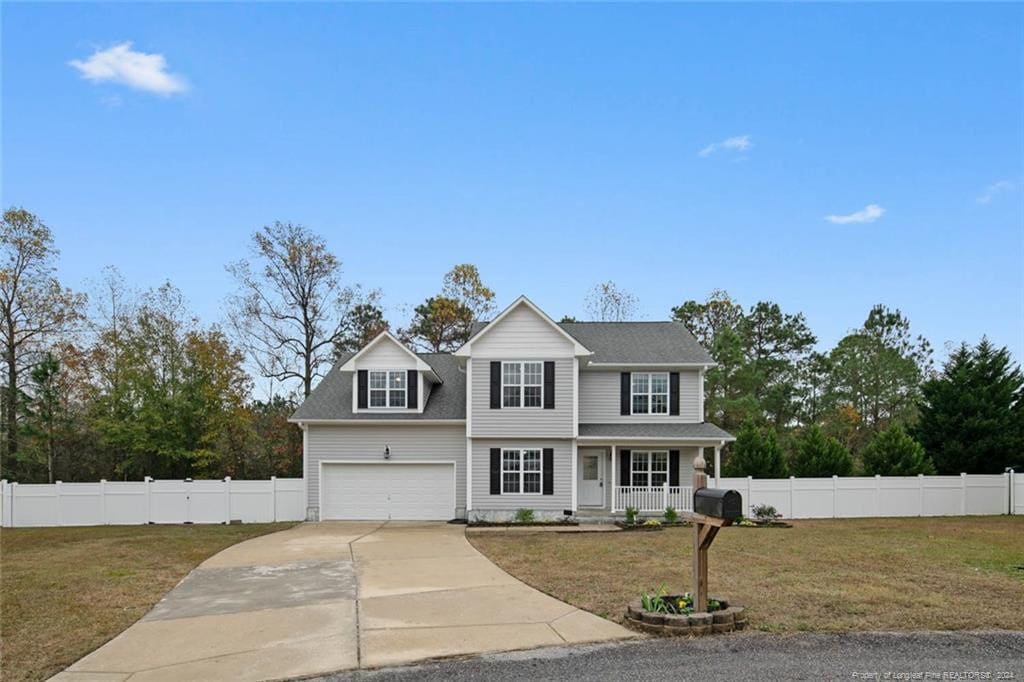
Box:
611;445;617;512
714;443;722;488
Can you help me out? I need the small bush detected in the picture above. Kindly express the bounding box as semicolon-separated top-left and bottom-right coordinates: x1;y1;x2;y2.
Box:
643;518;661;526
751;503;781;522
624;506;639;525
663;506;679;523
514;508;535;523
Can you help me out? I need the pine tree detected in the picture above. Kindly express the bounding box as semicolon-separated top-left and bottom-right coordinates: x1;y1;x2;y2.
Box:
790;424;853;477
860;423;935;476
722;421;788;478
916;339;1023;474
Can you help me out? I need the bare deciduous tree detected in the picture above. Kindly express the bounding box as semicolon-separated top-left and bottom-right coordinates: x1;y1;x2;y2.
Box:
0;207;85;469
584;280;639;321
226;221;350;397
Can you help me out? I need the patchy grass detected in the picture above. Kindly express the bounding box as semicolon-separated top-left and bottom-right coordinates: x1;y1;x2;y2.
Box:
1;523;295;681
469;516;1024;632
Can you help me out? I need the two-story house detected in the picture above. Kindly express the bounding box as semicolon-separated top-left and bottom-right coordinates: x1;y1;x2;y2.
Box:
290;296;734;522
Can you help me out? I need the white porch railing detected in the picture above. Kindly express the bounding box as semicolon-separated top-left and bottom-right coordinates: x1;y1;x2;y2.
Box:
614;485;692;513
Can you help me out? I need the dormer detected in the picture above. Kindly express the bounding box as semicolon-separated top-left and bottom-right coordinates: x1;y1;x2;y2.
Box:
339;331;440;413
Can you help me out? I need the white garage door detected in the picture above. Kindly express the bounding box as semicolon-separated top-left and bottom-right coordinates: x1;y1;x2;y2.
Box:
321;463;455;521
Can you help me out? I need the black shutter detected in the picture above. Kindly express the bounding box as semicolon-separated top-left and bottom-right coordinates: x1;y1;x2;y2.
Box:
669;450;680;486
620;373;631;415
407;370;418;409
357;370;368;409
490;361;501;409
490;448;501;494
542;448;554;495
620;449;631;487
543;361;555;409
669;372;680;416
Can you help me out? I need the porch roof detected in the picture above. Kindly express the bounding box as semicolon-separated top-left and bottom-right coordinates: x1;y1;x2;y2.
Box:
577;422;734;442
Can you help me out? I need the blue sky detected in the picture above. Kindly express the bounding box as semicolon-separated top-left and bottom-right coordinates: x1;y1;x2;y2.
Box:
3;3;1022;359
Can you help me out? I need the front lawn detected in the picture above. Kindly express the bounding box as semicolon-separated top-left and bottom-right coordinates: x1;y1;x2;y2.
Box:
468;516;1024;632
0;523;295;681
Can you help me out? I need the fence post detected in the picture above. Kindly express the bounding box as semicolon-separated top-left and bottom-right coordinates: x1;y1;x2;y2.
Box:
747;476;753;515
874;475;881;513
832;475;838;518
1;480;10;528
55;481;63;526
224;476;232;524
144;476;153;524
789;476;795;518
662;481;668;511
918;474;925;517
100;479;107;525
960;472;967;515
9;482;17;527
271;476;278;522
1010;470;1015;516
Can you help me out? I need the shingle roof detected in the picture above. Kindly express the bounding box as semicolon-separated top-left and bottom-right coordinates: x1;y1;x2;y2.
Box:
558;322;713;364
578;423;734;440
290;353;465;421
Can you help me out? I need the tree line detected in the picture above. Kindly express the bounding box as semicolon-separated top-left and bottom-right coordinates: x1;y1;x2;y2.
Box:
1;209;1020;483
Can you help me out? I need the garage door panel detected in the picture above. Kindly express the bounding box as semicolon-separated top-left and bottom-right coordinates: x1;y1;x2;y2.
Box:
321;463;454;521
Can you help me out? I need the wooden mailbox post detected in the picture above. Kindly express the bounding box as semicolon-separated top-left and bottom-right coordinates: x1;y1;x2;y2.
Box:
690;451;733;612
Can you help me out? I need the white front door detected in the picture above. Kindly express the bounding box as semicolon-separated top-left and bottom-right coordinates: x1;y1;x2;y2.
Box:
578;451;604;507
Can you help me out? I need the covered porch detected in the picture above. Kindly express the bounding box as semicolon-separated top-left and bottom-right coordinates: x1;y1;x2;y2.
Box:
576;423;734;514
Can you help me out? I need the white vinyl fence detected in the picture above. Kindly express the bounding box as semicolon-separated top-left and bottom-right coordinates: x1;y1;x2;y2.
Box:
717;472;1019;519
0;477;304;528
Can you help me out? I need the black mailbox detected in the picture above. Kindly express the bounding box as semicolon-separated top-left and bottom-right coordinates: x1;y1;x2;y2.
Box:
693;488;743;520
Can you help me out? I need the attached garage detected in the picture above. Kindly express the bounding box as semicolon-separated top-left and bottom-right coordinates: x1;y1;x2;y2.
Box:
319;462;456;521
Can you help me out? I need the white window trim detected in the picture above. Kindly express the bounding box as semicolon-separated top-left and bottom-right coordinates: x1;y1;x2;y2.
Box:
501;360;544;409
500;448;544;495
368;369;408;409
630;372;670;415
630;450;669;487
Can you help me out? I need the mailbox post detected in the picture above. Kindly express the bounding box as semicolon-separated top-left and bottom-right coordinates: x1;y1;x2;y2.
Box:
690;452;741;613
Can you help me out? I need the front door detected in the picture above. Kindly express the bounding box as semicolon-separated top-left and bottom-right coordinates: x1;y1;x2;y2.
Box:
578;451;604;507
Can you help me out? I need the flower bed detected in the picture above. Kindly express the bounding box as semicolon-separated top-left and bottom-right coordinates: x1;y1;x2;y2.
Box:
625;591;747;636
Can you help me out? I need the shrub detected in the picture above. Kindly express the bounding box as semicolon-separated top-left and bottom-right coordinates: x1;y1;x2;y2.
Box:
861;424;936;475
514;508;535;523
790;425;853;477
751;503;781;522
663;506;679;523
624;506;639;525
723;421;789;478
643;518;661;526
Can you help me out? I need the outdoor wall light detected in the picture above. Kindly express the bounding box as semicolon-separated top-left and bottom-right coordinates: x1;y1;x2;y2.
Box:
384;445;391;460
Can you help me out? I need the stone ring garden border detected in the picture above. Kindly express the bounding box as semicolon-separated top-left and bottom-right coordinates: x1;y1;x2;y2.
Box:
625;597;747;636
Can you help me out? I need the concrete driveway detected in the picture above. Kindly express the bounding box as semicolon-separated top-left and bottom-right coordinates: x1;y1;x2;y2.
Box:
55;522;633;681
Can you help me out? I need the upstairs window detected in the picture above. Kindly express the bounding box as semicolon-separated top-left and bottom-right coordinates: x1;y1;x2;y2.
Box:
631;451;669;487
632;372;669;414
502;361;543;408
368;370;407;408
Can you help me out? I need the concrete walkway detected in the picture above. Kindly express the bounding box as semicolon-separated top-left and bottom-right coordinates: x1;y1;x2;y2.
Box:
55;522;633;681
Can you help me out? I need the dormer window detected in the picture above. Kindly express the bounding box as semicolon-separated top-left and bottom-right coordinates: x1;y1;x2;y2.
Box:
631;372;669;415
369;370;407;408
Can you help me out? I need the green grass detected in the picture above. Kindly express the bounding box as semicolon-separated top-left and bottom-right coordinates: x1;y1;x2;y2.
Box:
0;523;295;681
469;516;1024;633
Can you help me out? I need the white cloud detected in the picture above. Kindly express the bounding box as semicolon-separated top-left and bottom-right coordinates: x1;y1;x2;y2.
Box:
976;179;1015;204
698;135;752;158
824;204;886;225
69;42;188;96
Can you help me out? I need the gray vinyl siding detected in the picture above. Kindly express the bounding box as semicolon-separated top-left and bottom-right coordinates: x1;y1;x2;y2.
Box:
471;439;573;511
306;424;466;517
469;358;575;438
579;370;702;423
